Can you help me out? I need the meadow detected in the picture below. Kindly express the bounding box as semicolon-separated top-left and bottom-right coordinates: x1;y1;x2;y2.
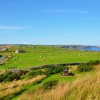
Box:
0;62;100;100
0;45;100;70
0;45;100;100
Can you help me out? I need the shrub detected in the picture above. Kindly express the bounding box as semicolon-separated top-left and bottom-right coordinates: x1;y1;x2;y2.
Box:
29;66;66;77
78;63;93;73
77;60;100;73
43;80;58;90
0;72;20;82
17;70;28;76
0;73;8;82
45;66;66;76
5;72;20;82
87;60;100;65
28;70;44;77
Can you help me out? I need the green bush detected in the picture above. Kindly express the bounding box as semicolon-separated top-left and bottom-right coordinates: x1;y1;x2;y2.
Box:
29;66;66;77
87;60;100;65
43;80;58;90
17;70;28;76
0;73;8;82
5;72;20;82
77;60;100;73
78;63;93;73
45;66;66;76
0;72;20;82
28;70;44;77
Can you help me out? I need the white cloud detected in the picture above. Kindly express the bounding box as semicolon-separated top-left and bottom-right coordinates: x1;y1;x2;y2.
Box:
0;25;30;30
43;10;88;14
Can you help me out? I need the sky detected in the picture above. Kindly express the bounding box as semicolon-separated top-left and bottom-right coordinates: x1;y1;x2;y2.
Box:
0;0;100;45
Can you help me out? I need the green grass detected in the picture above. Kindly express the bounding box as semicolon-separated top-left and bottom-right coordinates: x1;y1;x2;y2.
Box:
41;74;75;83
0;45;100;69
28;73;76;91
0;61;99;100
0;45;99;100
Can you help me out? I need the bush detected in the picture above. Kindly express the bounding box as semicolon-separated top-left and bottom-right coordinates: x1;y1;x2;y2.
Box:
28;70;44;77
5;72;20;82
0;73;8;82
17;70;28;76
29;66;66;77
87;60;100;65
77;60;100;73
45;66;66;76
78;63;93;73
43;80;58;90
0;72;20;82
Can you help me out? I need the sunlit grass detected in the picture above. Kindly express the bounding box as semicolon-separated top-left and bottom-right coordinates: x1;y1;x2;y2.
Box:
0;45;100;69
0;75;45;99
19;65;100;100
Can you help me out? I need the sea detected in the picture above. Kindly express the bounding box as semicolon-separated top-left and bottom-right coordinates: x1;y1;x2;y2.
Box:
83;47;100;51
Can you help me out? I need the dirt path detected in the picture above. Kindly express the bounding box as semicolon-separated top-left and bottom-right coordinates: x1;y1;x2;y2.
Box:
0;55;6;63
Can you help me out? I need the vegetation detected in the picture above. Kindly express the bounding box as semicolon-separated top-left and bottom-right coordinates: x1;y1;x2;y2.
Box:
0;45;100;69
88;60;100;65
19;64;100;100
0;75;45;100
0;62;99;100
78;63;93;72
43;80;58;90
44;65;66;76
77;60;100;73
0;45;100;100
28;70;44;77
0;72;20;82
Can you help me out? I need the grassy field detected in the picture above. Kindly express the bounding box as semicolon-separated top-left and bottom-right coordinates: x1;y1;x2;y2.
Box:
0;64;99;100
0;45;100;100
18;65;100;100
0;45;100;69
0;75;46;100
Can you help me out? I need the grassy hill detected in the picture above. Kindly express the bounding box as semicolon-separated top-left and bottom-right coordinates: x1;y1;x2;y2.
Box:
0;45;100;100
0;45;100;69
22;66;99;100
0;62;100;100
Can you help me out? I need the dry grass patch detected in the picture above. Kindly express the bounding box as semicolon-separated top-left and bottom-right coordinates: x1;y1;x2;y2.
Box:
68;65;77;72
0;75;45;99
19;67;100;100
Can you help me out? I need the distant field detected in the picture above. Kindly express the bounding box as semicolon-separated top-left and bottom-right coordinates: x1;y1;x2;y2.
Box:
0;45;100;69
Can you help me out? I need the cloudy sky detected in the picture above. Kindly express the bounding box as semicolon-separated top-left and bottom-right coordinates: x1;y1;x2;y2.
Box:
0;0;100;45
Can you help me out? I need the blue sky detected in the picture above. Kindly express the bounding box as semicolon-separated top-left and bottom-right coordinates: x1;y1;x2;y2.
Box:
0;0;100;45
